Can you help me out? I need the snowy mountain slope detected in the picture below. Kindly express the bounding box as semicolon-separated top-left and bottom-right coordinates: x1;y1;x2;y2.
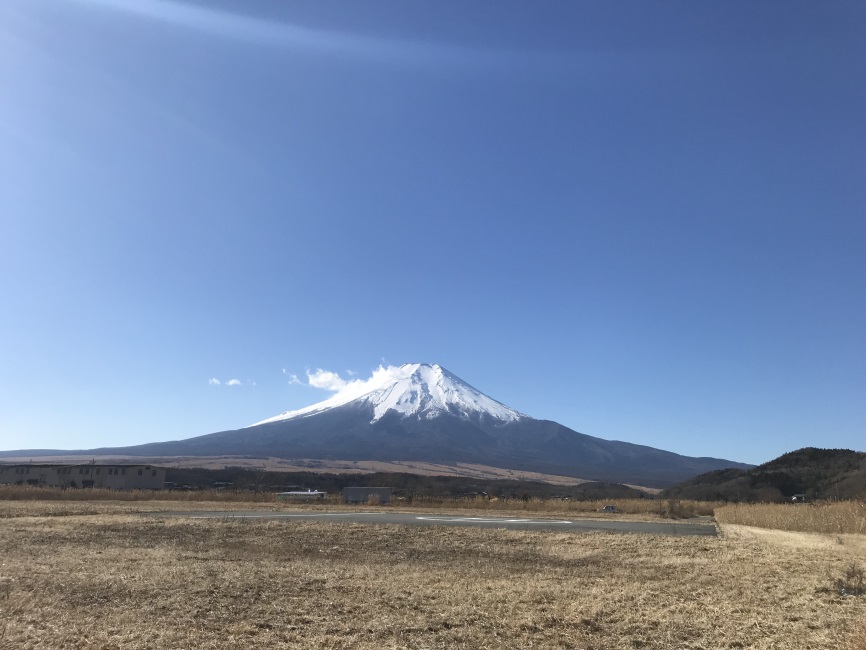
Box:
252;363;524;426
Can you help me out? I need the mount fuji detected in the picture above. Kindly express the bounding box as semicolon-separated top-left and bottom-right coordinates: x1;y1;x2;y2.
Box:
2;363;751;486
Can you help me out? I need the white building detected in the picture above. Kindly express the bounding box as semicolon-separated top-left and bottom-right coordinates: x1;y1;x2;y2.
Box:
276;490;327;501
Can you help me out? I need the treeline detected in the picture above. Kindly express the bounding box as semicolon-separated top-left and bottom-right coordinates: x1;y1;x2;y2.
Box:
165;466;649;500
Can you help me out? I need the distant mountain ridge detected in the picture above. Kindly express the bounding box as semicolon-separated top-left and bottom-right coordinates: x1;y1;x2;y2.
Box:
662;447;866;501
0;363;752;487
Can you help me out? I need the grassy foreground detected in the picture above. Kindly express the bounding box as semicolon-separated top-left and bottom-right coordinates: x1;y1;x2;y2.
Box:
715;500;866;535
1;500;865;649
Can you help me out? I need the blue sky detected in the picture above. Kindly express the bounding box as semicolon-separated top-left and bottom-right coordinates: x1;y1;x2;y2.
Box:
1;0;864;465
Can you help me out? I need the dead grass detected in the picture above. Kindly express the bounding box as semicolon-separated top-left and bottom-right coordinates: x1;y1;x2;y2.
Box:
0;486;715;522
0;504;864;648
845;622;866;650
0;497;690;525
0;498;294;519
715;501;866;535
0;485;278;503
394;495;716;518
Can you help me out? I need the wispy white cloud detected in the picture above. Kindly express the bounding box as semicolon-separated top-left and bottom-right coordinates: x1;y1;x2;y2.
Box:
287;373;302;385
304;365;408;402
210;377;255;387
306;369;347;392
72;0;488;68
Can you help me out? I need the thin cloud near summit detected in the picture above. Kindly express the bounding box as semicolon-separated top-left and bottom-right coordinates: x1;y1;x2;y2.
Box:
208;377;245;387
286;366;418;403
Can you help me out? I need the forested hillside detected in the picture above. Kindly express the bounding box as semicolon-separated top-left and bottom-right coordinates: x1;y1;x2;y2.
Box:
662;448;866;502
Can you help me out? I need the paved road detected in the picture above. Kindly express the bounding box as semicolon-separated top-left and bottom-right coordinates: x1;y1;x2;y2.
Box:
146;511;717;537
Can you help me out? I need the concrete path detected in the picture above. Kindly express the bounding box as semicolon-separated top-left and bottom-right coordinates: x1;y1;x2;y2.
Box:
146;511;717;537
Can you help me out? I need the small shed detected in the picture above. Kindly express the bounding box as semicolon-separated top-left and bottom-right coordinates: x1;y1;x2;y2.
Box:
342;487;393;504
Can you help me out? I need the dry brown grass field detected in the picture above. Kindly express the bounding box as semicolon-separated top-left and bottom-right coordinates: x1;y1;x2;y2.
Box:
1;498;864;649
0;486;709;520
715;500;866;535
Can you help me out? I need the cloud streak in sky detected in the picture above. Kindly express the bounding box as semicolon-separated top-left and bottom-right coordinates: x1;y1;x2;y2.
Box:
73;0;488;67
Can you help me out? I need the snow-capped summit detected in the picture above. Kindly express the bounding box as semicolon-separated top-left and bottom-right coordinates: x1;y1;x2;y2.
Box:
251;363;525;427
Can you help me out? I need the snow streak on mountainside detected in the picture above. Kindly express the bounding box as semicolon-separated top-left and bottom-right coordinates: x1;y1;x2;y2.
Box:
251;363;525;427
